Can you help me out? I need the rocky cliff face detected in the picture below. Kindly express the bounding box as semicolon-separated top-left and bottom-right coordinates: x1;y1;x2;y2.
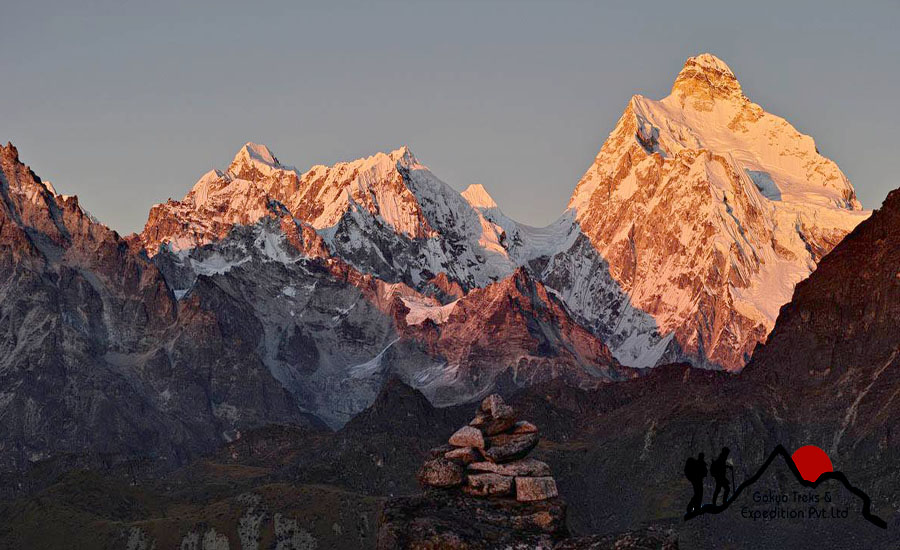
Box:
0;143;318;475
147;217;628;424
397;268;629;406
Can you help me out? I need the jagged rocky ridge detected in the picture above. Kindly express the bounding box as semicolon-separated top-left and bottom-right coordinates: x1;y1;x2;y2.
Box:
743;185;900;458
0;143;320;475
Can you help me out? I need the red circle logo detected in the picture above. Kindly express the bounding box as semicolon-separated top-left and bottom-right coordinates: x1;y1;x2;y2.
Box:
791;445;833;482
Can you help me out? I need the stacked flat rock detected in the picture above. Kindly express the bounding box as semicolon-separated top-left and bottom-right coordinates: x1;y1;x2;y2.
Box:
418;394;559;502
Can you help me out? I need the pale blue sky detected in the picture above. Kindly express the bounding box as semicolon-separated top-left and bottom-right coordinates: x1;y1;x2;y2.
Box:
2;0;898;233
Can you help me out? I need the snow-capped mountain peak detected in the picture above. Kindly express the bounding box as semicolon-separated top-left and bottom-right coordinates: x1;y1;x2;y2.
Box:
138;54;868;374
227;141;298;180
234;141;279;166
461;183;498;210
559;53;869;370
140;143;523;290
684;52;735;76
388;145;419;166
670;52;743;106
141;144;438;256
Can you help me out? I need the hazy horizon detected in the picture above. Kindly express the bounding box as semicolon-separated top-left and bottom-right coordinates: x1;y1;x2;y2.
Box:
3;0;898;234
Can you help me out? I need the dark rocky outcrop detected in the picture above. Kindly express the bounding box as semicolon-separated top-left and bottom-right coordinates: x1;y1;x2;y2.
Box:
377;491;567;550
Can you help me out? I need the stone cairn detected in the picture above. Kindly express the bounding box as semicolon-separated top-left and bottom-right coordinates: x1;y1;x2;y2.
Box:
417;394;559;502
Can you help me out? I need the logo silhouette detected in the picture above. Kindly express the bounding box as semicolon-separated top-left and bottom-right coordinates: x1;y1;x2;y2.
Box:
682;444;886;529
709;446;733;506
683;452;706;514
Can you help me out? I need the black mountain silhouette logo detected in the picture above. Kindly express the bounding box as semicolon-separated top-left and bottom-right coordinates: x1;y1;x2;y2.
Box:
684;444;886;529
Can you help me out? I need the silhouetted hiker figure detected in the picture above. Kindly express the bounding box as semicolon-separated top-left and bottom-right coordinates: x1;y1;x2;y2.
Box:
684;452;707;513
711;447;733;506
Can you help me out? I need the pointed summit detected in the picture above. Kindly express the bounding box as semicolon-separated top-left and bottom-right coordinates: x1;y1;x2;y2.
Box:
670;53;743;105
230;142;280;170
462;184;498;210
2;141;19;161
226;142;300;182
388;145;420;167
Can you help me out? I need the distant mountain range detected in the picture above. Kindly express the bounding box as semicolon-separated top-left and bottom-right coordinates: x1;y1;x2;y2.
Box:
0;53;873;470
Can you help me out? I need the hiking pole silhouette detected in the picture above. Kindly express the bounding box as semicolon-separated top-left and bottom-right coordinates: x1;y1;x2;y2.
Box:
729;465;735;504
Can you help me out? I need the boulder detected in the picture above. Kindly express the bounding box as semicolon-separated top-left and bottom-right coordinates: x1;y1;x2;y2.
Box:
463;473;514;497
448;425;486;449
417;458;464;488
468;458;551;477
515;476;559;502
471;395;518;435
444;446;481;465
480;394;505;414
510;420;538;434
426;443;455;458
483;432;539;463
471;408;517;436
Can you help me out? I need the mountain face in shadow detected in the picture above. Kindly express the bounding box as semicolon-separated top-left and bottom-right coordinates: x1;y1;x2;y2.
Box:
745;186;900;399
743;187;900;502
0;143;325;478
